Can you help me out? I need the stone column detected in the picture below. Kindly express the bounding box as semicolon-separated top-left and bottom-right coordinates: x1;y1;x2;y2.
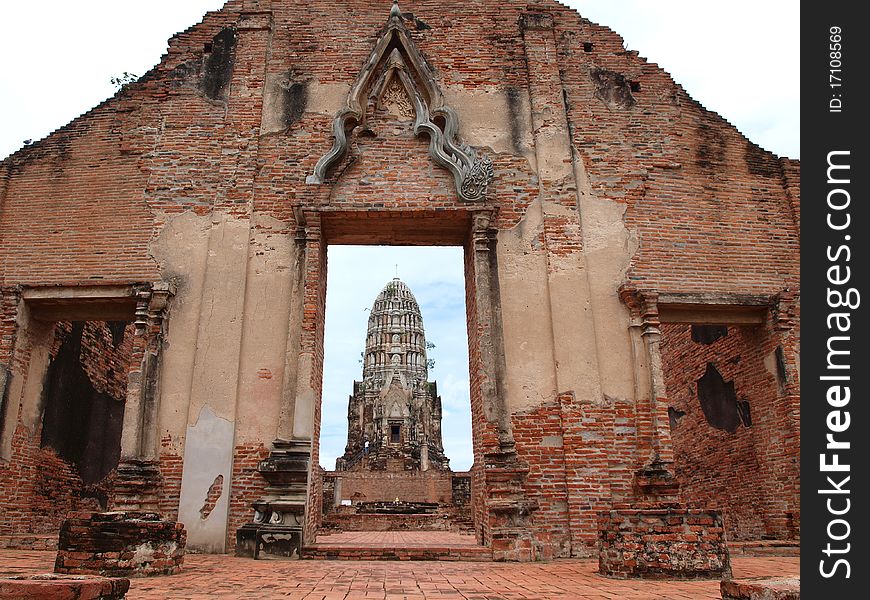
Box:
619;287;677;498
469;210;538;562
761;290;800;537
236;210;318;559
635;292;678;497
113;283;174;512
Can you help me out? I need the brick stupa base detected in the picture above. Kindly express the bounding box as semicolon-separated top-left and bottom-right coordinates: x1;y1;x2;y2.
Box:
598;503;731;579
54;512;186;577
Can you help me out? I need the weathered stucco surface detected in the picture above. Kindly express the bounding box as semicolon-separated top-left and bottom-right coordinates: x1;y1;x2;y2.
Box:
178;405;235;552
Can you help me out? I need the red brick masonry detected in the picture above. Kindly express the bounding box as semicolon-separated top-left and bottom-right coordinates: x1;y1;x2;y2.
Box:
720;577;800;600
54;512;185;577
0;574;129;600
598;503;731;579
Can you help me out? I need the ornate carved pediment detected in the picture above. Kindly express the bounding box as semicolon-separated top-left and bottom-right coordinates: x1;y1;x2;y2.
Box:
306;1;493;202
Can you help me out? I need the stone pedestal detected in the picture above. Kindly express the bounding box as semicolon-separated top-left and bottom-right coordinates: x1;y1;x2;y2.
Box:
109;459;163;512
484;449;538;562
236;439;310;559
54;512;185;577
598;503;731;579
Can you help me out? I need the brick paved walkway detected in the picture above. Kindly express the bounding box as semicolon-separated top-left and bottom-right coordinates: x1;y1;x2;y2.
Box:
0;550;798;600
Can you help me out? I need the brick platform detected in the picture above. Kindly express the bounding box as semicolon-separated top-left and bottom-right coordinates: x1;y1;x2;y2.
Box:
0;534;57;551
54;511;185;577
728;540;800;557
304;531;491;561
321;511;455;532
0;574;129;600
721;577;800;600
598;504;731;579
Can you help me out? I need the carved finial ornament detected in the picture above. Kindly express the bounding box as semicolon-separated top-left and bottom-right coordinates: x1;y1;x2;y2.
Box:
306;1;494;202
390;0;402;19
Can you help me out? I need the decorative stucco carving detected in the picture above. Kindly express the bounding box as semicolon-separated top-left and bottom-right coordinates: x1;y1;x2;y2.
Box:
380;77;415;119
306;1;493;202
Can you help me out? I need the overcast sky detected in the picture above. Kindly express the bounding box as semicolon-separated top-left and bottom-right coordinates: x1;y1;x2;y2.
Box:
0;2;798;470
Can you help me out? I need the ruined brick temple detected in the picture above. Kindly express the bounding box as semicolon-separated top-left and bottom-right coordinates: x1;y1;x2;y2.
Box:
0;0;798;572
336;278;449;473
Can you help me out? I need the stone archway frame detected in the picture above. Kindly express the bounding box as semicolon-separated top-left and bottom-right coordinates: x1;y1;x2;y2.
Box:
619;286;775;495
305;1;493;202
9;283;176;510
271;207;539;561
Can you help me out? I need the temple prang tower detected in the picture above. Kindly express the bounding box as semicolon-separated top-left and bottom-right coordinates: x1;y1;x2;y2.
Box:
336;278;449;472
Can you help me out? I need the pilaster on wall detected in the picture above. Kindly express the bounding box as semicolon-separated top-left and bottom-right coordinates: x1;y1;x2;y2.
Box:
468;210;538;561
620;287;674;478
779;159;801;242
113;283;175;513
468;211;513;453
520;10;639;556
212;7;273;217
0;286;23;461
295;209;326;545
763;290;800;536
175;7;272;553
233;208;318;560
519;10;603;404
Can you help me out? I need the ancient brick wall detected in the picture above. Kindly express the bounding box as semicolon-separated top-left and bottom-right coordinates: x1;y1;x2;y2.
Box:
321;510;457;533
158;439;183;523
0;321;135;548
324;470;454;505
55;511;185;577
554;7;799;296
660;322;800;540
451;472;471;506
225;443;270;550
511;391;641;558
598;504;731;579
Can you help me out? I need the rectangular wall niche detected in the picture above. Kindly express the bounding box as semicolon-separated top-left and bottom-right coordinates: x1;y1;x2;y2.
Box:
40;321;134;487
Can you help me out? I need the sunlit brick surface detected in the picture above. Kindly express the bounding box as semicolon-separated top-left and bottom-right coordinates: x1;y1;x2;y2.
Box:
0;549;799;600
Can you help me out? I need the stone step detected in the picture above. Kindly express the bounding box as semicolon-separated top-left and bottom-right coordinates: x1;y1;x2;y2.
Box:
728;540;800;557
302;545;491;561
0;535;58;551
721;577;800;600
